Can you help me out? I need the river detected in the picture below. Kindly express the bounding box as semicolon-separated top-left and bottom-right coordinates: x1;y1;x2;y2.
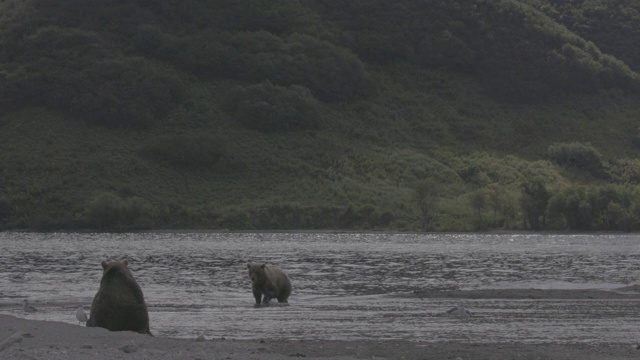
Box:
1;232;640;343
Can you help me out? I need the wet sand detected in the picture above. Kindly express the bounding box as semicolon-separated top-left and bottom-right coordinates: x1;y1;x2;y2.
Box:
409;284;640;300
3;287;640;359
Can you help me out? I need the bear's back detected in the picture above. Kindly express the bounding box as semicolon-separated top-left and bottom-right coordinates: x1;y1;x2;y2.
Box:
87;260;150;334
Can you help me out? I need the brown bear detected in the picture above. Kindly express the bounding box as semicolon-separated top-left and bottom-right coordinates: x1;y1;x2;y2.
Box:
86;260;151;334
247;263;291;305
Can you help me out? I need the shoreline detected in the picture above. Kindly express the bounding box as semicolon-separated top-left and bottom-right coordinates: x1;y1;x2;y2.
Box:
0;229;633;235
1;314;639;360
407;285;640;300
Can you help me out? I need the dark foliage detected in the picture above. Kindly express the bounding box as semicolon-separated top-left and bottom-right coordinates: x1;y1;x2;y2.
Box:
143;134;225;169
223;81;321;132
531;0;640;73
216;204;394;230
0;197;11;224
2;26;185;127
547;185;639;231
314;0;640;101
1;0;640;231
547;142;605;176
84;192;155;231
520;177;551;230
134;29;375;102
69;58;186;128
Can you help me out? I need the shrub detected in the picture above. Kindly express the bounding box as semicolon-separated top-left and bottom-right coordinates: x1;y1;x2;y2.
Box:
608;158;640;184
68;57;186;128
170;31;242;79
0;197;11;225
417;30;475;71
216;208;251;230
124;197;155;230
223;81;321;132
143;134;225;169
84;192;127;230
4;26;185;127
209;0;319;35
3;26;110;106
169;31;374;102
278;33;374;102
225;31;375;102
133;25;180;63
545;184;640;231
84;192;156;230
547;142;604;175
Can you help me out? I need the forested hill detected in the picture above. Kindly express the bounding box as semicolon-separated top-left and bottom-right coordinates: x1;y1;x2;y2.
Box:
1;0;640;232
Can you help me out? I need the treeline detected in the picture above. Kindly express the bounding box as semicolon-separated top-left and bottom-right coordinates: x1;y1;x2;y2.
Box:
2;140;637;233
530;183;640;232
5;181;640;233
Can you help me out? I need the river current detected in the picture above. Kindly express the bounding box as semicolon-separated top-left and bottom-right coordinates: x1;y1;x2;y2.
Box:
1;232;640;343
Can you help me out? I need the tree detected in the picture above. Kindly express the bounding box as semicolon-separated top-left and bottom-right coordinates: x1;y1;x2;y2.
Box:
84;192;126;230
520;177;550;230
470;190;487;230
547;186;592;230
414;180;440;231
0;197;11;225
486;183;505;228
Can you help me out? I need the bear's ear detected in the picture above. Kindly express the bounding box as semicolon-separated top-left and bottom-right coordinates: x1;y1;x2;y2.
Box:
260;263;266;269
247;263;251;269
123;260;129;266
101;261;108;269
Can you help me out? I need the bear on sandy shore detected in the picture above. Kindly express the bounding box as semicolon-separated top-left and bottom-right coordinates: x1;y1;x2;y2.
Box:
247;263;292;305
86;260;151;334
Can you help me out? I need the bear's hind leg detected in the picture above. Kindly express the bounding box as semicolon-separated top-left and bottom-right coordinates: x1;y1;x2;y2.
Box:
277;288;291;303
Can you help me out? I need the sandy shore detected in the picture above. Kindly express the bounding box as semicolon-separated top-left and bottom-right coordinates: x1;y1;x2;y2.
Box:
0;314;638;360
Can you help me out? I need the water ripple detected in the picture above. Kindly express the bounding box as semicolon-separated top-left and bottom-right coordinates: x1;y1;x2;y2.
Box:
1;232;640;343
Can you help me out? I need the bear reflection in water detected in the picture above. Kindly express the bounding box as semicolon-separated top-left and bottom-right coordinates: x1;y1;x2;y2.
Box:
247;263;292;306
86;259;151;335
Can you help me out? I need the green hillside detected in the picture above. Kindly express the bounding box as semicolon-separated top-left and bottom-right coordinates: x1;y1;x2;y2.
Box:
1;0;640;232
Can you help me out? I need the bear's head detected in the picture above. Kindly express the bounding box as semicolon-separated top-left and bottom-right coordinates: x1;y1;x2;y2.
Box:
247;263;267;285
101;259;133;277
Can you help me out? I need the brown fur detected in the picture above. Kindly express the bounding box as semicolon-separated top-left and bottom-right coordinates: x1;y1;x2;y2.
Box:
247;263;292;305
86;260;151;334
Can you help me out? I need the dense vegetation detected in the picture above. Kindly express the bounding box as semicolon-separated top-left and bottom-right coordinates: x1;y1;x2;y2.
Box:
1;0;640;232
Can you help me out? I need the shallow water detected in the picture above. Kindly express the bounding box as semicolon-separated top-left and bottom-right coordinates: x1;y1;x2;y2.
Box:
1;232;640;343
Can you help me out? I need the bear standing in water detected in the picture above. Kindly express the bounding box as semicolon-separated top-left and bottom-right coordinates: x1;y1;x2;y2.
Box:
247;263;291;305
86;260;151;334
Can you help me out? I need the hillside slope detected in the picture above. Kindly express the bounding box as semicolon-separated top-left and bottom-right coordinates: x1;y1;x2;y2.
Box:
1;0;640;232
